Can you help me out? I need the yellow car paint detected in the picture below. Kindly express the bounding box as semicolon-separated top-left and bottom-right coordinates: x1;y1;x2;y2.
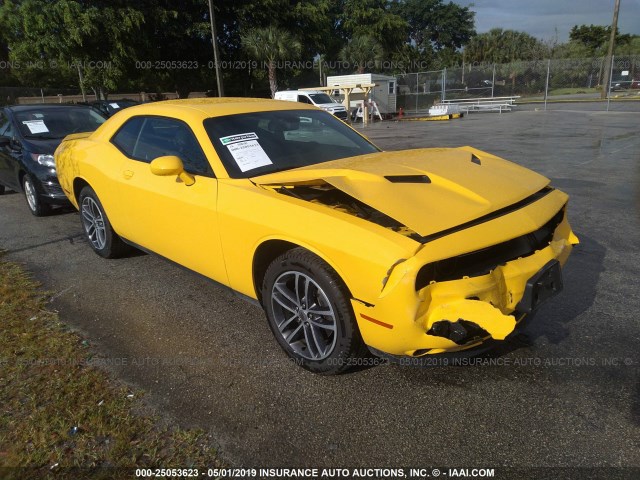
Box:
255;146;550;238
55;98;578;358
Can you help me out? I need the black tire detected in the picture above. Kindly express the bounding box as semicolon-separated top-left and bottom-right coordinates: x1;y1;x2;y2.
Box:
78;186;129;258
23;174;51;217
262;248;366;374
0;184;5;195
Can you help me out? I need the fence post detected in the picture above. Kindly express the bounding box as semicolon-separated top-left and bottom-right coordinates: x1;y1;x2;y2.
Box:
442;68;446;102
544;59;551;111
491;64;496;98
415;73;418;113
607;55;614;111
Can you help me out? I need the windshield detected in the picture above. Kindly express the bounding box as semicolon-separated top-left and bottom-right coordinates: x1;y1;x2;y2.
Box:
101;100;139;115
308;93;334;104
15;107;106;139
204;109;380;178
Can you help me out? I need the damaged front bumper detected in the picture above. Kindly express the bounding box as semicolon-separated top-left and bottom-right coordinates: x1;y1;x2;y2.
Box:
351;193;579;357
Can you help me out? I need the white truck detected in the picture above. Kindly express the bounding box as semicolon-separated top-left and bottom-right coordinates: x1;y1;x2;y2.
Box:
274;90;348;121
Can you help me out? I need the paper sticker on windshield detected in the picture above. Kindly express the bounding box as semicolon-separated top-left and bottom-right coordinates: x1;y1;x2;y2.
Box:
109;103;120;109
220;132;259;146
33;113;44;119
22;120;49;134
226;140;272;172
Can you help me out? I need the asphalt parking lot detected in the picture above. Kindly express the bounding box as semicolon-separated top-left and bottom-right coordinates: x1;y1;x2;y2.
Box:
1;103;639;474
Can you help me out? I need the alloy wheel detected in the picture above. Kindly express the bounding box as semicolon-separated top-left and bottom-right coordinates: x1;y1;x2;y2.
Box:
24;178;37;212
270;271;337;360
81;196;107;250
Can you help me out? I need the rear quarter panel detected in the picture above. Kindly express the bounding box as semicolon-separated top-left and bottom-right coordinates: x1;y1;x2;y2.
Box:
55;137;127;234
55;137;88;208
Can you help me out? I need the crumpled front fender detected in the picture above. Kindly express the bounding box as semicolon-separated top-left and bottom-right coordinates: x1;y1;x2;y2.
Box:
426;300;516;340
351;210;578;357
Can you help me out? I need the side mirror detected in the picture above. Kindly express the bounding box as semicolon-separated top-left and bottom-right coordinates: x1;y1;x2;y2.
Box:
9;137;21;151
150;155;195;186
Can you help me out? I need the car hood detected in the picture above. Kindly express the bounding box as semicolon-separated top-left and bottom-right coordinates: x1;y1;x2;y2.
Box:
21;137;63;155
253;147;550;238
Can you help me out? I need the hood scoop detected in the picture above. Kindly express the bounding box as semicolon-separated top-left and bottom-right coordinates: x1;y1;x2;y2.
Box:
385;175;431;184
256;147;550;239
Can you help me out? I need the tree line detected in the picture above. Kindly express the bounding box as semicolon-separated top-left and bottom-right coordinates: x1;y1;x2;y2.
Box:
0;0;638;99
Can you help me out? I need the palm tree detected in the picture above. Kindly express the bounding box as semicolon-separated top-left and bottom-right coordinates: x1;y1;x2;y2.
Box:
241;27;301;98
339;35;384;74
465;28;547;64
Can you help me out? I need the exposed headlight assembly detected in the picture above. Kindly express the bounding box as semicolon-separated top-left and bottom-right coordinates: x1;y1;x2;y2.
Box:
30;153;56;168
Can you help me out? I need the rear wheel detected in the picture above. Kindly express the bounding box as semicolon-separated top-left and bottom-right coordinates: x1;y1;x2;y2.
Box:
78;186;128;258
262;248;366;374
23;174;51;216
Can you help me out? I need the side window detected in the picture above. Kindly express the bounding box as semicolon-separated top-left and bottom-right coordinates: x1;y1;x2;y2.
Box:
297;95;313;105
112;117;144;156
112;116;211;176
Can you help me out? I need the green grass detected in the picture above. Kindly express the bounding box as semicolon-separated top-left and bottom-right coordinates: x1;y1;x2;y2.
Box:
548;87;599;96
0;254;223;478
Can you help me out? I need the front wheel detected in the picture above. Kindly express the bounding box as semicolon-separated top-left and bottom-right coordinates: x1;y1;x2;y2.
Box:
262;248;366;374
78;186;129;258
23;174;51;216
0;184;5;195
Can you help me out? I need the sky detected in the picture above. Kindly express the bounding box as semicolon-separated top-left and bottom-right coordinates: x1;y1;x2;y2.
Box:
453;0;640;42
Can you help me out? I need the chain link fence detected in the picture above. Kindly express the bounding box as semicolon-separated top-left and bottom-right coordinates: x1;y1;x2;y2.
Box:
396;70;445;113
3;55;638;111
397;55;640;113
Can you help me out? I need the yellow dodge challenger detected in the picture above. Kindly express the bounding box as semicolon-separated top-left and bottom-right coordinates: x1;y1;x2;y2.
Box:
55;98;578;374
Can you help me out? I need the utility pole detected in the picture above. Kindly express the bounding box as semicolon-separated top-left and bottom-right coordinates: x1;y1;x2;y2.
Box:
77;63;87;102
207;0;224;97
601;0;620;99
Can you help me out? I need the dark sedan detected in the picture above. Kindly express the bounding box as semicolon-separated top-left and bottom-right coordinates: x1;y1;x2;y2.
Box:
90;99;140;118
0;104;106;216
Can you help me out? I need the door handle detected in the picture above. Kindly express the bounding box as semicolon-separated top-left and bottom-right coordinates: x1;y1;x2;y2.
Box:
123;170;134;179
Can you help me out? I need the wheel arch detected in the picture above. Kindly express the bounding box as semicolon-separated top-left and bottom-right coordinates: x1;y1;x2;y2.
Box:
252;239;353;304
18;169;27;191
73;177;120;231
72;177;91;204
252;239;298;303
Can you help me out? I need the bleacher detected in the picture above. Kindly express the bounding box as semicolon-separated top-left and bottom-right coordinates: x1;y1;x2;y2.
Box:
440;96;520;114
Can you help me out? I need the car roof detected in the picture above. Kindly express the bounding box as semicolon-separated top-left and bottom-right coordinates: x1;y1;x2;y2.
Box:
160;97;280;108
115;97;316;121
